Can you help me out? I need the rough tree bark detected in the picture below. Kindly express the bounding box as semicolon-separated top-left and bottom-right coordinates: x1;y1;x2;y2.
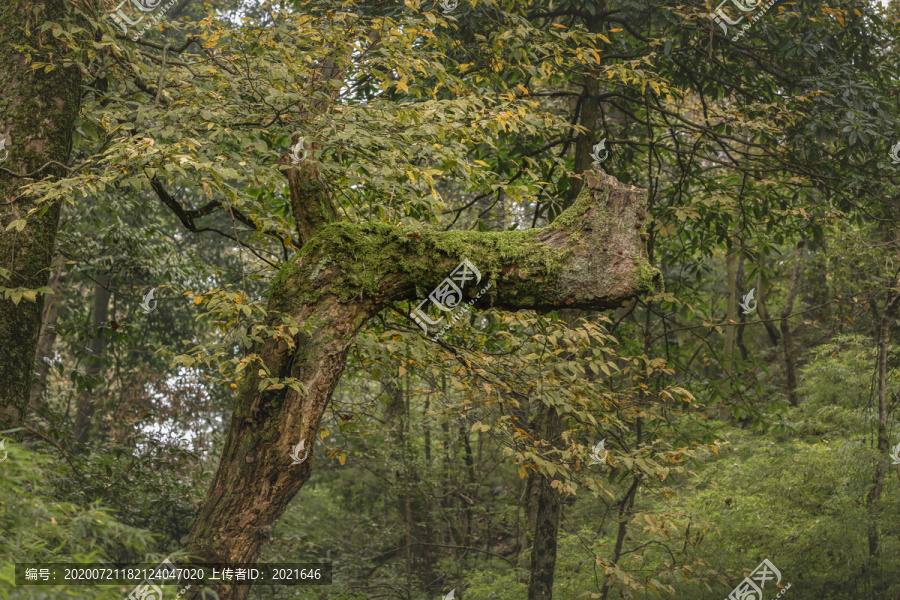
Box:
0;0;82;438
183;169;662;599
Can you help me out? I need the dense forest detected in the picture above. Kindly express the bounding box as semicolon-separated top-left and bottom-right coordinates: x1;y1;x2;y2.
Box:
1;0;899;598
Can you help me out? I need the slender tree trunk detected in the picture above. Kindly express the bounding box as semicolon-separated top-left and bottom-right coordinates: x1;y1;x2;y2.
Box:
525;307;580;600
866;277;900;558
599;476;640;600
527;402;563;600
73;274;111;445
779;246;803;406
184;171;661;600
553;8;603;216
723;248;738;357
0;0;82;437
735;255;749;360
755;259;780;347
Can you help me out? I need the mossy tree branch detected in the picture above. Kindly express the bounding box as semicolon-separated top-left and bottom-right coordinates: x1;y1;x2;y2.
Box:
184;168;662;600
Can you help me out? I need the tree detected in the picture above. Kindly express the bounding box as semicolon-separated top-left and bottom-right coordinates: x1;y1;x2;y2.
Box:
0;0;82;437
183;168;660;598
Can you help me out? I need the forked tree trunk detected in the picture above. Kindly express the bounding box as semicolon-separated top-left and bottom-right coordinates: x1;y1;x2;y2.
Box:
184;170;662;600
0;0;82;437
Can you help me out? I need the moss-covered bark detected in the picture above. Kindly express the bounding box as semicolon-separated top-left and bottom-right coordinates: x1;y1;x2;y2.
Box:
185;169;663;600
0;0;83;437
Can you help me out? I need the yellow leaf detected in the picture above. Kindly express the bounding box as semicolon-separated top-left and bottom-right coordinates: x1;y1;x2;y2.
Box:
610;28;623;32
235;295;242;304
338;454;347;466
6;219;27;232
597;33;611;44
424;12;436;24
399;366;407;376
518;466;528;479
320;428;329;440
193;296;203;305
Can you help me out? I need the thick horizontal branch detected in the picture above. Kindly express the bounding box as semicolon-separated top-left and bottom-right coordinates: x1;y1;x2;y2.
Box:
271;169;662;317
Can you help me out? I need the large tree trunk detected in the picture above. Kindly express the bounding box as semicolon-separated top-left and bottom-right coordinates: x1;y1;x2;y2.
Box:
0;0;82;438
184;170;662;599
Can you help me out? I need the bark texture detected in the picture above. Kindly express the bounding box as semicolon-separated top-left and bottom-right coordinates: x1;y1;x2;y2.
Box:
184;169;662;599
0;0;83;437
527;401;563;600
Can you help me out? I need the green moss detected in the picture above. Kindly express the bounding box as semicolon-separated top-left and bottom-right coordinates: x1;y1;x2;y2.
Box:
546;178;608;233
633;261;664;295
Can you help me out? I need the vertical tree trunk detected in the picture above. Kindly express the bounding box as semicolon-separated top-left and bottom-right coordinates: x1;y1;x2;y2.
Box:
74;274;111;445
866;278;900;557
599;477;640;600
0;0;82;438
723;249;738;357
735;255;749;360
527;402;563;600
755;258;781;347
779;246;803;406
183;172;661;600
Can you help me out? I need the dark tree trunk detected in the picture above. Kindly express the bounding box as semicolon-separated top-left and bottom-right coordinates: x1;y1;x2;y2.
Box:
755;260;780;347
736;255;749;361
779;246;803;406
527;402;563;600
184;170;662;600
0;0;82;438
